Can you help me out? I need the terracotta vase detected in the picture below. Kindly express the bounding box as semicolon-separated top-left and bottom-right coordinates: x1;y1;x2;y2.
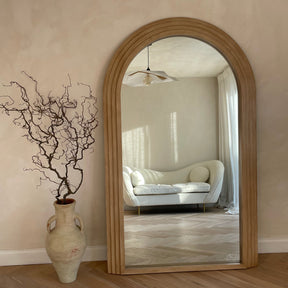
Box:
46;199;86;283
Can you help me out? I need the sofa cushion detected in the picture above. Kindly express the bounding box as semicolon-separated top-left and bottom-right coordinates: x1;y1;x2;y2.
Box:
134;182;210;196
189;166;209;182
134;184;178;195
173;182;210;193
131;171;145;186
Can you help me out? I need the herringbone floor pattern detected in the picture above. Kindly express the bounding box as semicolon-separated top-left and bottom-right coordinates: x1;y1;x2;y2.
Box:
125;207;239;267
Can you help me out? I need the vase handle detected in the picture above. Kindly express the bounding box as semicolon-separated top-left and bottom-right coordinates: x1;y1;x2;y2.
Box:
74;214;85;232
47;215;56;233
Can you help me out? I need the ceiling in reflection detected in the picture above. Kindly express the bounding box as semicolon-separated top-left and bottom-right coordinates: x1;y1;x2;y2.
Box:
126;37;229;78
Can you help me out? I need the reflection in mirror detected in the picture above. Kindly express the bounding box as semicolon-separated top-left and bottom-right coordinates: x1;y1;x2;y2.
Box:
121;37;240;268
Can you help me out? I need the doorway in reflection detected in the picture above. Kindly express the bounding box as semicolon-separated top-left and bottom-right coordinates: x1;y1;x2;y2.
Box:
121;37;240;268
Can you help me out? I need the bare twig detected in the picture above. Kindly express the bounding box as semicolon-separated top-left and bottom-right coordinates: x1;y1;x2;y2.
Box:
0;72;98;203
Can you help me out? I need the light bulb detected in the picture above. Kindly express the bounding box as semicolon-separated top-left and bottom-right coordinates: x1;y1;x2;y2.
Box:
143;74;152;85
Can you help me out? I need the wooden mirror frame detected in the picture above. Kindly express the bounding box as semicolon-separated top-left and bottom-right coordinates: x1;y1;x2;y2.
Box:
103;17;257;275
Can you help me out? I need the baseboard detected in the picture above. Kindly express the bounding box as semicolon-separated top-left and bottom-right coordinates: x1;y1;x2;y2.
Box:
0;245;107;266
258;238;288;254
1;239;287;266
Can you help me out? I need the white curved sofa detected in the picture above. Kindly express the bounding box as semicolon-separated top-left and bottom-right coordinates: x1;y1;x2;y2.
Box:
123;160;224;213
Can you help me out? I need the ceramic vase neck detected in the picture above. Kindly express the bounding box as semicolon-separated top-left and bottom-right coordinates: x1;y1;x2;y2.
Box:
54;199;76;228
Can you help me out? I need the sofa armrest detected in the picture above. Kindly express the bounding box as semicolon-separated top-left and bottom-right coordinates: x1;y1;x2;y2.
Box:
203;160;224;203
123;170;139;207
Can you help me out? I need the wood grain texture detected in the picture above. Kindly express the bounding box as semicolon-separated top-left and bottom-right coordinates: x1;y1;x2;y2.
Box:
103;17;257;274
0;254;287;288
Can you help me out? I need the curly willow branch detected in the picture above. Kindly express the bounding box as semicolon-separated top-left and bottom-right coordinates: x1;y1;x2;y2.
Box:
0;72;98;203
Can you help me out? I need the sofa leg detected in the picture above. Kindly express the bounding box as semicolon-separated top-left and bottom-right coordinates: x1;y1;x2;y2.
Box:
203;203;206;213
137;206;140;216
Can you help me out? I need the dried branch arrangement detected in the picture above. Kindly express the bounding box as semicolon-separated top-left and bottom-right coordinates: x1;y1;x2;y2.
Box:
0;72;98;203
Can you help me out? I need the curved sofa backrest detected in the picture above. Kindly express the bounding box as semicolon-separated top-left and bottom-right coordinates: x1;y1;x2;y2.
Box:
124;160;224;186
132;167;191;185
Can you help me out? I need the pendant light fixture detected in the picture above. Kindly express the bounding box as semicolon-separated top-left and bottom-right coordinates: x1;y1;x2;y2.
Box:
122;44;177;87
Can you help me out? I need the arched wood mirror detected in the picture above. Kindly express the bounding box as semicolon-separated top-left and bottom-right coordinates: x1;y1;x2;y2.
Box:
104;17;257;275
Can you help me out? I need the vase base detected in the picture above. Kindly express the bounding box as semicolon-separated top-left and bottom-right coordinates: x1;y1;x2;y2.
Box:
53;260;80;283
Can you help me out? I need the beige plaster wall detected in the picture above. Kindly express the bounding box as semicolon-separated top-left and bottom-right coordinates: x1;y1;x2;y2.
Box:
121;78;218;170
0;0;287;254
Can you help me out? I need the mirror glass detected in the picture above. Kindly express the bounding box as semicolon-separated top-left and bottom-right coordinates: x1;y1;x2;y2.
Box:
121;37;240;268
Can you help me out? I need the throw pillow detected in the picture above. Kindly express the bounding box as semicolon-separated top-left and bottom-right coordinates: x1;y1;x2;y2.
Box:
131;171;145;186
189;166;209;182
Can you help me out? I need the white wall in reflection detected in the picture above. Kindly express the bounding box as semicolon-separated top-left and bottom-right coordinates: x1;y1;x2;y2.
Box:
170;112;179;164
121;77;218;170
122;125;151;168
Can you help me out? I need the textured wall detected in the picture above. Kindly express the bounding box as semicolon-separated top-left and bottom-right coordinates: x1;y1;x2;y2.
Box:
0;0;287;255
